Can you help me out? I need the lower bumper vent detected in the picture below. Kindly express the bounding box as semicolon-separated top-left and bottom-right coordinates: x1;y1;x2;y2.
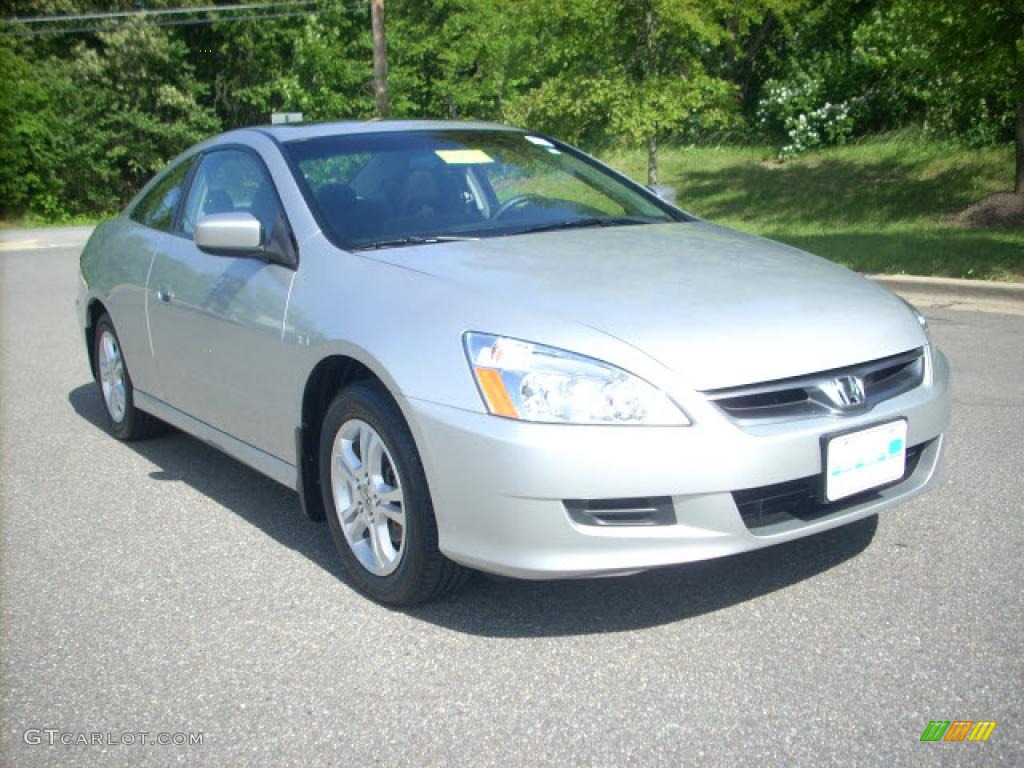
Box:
732;441;927;530
565;497;675;527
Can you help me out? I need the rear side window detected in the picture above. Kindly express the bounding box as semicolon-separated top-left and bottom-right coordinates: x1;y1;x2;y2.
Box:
130;159;193;231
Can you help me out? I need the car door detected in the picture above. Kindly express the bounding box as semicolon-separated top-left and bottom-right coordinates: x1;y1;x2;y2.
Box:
146;146;297;460
98;157;195;402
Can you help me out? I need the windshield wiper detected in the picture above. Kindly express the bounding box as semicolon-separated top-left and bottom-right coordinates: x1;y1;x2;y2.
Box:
510;216;661;236
355;235;479;251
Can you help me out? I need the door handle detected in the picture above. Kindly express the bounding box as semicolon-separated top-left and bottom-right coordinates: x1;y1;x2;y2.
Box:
156;286;174;304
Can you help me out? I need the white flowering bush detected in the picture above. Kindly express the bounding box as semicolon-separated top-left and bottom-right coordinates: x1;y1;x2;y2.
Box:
757;75;857;160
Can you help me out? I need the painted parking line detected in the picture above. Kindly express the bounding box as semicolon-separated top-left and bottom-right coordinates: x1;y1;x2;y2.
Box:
0;240;41;251
0;240;90;251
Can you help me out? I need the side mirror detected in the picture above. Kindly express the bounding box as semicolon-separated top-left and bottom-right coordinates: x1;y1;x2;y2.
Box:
194;211;299;269
647;184;678;205
194;212;263;254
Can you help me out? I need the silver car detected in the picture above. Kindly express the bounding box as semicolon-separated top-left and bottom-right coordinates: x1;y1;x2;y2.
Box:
77;120;950;604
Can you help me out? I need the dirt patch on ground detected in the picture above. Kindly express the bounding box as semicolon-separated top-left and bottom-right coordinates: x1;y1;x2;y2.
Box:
948;191;1024;229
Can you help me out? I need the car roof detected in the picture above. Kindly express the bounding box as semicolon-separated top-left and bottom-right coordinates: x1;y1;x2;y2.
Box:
240;119;526;143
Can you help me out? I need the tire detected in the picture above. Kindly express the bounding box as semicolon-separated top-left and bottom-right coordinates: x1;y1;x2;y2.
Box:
319;381;468;605
93;313;164;440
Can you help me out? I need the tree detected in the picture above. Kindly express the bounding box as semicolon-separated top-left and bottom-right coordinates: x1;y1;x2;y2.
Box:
894;0;1024;193
503;0;798;183
69;25;220;202
187;10;308;127
0;42;76;217
384;0;527;121
3;0;1019;217
371;0;390;117
749;0;911;156
278;4;375;121
0;24;218;218
506;0;744;183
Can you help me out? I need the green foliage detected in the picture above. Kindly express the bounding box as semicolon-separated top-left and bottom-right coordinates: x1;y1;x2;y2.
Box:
0;0;1018;219
504;0;746;148
752;0;913;158
0;42;70;218
285;4;376;120
751;0;1021;159
1;24;218;219
388;0;525;120
890;0;1022;147
79;26;220;198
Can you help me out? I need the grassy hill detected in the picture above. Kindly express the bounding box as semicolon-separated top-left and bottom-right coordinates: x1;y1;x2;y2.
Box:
605;138;1023;282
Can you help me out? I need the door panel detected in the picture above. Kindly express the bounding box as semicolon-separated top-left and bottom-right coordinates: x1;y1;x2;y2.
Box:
148;237;294;458
146;147;297;461
94;223;161;397
100;157;195;400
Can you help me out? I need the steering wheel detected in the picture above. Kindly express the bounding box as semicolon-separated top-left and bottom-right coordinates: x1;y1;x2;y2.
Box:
493;193;548;219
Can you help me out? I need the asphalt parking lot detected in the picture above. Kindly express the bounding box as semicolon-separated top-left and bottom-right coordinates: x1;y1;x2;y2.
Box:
2;231;1022;767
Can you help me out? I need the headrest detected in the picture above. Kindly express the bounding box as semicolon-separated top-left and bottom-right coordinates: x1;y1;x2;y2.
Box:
317;183;357;213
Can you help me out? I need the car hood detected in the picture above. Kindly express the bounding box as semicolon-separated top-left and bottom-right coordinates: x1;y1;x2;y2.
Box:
363;222;925;390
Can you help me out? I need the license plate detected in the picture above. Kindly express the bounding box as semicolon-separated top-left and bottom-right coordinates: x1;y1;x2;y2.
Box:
824;420;908;502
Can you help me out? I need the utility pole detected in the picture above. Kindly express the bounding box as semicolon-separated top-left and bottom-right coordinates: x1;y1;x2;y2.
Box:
371;0;391;118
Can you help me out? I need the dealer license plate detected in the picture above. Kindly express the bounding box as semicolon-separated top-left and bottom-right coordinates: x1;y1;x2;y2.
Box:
824;420;908;502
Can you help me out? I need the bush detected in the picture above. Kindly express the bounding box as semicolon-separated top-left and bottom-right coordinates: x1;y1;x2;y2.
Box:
756;74;857;161
0;29;219;220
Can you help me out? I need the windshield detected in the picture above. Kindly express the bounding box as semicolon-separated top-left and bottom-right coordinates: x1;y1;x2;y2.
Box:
283;129;681;249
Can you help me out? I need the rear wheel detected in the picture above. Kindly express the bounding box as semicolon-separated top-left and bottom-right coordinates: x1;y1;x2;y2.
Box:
319;381;468;604
93;313;163;440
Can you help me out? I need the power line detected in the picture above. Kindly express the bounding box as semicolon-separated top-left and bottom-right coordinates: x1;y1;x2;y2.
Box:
3;0;323;25
1;9;327;37
1;3;369;38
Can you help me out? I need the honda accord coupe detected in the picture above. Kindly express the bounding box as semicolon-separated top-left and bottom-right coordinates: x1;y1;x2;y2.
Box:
77;120;950;604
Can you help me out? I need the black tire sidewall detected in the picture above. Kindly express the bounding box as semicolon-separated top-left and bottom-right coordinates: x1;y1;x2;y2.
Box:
318;382;436;604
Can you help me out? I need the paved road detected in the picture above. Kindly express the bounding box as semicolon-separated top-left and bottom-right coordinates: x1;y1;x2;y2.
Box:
2;232;1021;767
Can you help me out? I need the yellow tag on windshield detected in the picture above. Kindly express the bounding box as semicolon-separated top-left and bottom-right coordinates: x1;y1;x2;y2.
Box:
435;149;494;165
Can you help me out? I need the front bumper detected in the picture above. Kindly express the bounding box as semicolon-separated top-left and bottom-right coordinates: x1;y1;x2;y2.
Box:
405;348;951;579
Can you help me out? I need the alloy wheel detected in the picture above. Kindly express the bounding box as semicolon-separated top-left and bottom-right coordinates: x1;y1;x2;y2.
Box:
330;419;407;576
97;329;127;423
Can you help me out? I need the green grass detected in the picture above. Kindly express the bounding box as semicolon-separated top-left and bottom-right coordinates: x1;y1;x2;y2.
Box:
0;213;100;230
603;137;1024;282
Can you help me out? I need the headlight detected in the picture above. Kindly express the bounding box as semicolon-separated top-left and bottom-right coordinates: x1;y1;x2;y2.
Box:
899;297;930;338
464;333;690;425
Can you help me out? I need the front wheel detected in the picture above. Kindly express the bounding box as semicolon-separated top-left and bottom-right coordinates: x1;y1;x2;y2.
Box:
319;381;468;605
93;313;163;440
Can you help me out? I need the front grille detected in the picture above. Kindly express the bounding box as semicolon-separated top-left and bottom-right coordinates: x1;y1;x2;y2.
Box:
564;497;675;527
732;441;927;530
705;348;926;425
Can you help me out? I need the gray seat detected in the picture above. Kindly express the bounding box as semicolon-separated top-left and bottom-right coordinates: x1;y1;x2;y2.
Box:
317;183;391;241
